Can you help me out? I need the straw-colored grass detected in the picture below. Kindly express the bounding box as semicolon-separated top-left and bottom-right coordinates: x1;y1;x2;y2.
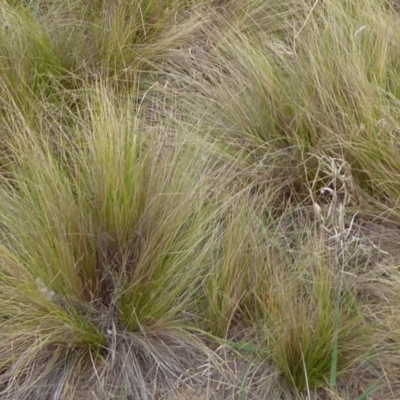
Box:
0;0;400;399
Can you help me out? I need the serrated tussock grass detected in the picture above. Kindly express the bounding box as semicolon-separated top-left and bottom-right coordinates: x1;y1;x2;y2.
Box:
0;82;241;398
0;0;400;399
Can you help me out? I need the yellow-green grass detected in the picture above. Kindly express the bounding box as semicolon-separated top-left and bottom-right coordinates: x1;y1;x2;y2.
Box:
0;0;399;399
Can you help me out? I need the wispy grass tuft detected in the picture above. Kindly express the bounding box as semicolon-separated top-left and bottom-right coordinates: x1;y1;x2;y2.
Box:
1;0;400;398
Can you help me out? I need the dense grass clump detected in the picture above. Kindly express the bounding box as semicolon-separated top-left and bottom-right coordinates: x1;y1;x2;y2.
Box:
0;0;400;399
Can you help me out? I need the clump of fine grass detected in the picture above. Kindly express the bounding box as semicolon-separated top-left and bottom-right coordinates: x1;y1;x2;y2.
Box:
1;0;400;398
261;245;365;392
162;0;400;208
0;0;202;129
0;81;243;399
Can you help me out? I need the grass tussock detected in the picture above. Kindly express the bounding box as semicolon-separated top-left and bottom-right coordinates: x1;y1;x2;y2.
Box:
0;0;400;399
